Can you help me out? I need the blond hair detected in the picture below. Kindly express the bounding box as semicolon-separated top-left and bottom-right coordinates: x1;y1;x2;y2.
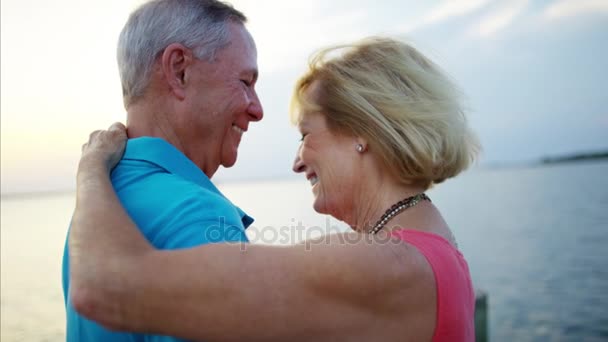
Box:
290;37;480;188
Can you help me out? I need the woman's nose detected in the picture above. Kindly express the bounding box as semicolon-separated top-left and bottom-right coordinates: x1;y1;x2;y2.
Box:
292;154;305;173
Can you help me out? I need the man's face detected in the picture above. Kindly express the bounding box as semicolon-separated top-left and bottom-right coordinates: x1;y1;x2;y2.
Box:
179;22;263;176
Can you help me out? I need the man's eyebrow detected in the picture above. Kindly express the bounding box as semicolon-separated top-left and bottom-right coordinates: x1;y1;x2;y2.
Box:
250;69;258;82
241;68;258;81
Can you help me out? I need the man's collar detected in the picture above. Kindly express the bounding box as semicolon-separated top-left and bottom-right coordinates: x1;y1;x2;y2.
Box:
122;137;254;228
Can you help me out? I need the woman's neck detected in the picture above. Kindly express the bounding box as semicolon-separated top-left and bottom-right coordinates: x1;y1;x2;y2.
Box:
350;178;428;234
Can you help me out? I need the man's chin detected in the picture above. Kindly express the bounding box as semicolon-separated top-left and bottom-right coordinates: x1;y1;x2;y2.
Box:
221;153;238;168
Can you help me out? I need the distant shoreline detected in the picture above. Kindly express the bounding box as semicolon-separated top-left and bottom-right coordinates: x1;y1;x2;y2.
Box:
482;150;608;170
540;151;608;165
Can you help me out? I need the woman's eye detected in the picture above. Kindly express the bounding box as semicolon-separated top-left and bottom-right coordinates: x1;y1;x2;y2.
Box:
300;134;307;142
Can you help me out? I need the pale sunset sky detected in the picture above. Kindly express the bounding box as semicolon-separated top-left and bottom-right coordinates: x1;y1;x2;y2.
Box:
1;0;607;194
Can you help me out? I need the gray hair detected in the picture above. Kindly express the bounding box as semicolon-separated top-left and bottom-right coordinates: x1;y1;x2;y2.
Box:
117;0;247;107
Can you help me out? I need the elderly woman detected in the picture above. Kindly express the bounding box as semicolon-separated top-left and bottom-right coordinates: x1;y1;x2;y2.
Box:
70;37;479;341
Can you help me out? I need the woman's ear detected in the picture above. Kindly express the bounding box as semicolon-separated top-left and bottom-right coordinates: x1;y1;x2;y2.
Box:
160;43;193;101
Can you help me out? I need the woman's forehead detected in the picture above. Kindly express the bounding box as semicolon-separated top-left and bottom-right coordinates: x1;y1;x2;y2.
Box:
297;111;327;128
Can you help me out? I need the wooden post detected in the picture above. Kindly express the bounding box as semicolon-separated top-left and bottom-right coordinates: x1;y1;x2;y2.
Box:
475;290;488;342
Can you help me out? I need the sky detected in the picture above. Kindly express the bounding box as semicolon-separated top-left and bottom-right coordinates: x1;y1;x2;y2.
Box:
1;0;607;194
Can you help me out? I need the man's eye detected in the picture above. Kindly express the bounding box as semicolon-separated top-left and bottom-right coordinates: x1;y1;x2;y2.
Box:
241;79;251;86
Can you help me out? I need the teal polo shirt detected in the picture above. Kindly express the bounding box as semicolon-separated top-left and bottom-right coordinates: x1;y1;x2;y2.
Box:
62;137;253;341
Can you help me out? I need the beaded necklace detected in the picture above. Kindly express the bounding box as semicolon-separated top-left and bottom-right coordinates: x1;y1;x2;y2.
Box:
369;193;431;235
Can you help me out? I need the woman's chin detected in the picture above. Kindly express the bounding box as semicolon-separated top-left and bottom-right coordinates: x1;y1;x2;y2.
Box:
312;200;327;215
312;199;335;217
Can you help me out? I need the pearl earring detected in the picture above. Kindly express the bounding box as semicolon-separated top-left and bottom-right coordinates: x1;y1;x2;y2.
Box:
356;144;364;153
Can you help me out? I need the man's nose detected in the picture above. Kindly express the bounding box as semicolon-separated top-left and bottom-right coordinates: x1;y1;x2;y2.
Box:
247;90;264;121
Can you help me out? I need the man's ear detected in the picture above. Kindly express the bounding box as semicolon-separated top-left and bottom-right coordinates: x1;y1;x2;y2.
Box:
160;43;193;101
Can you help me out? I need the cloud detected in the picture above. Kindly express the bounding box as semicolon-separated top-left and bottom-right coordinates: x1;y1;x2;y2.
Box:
543;0;608;20
469;0;529;37
398;0;492;33
229;0;368;73
424;0;491;24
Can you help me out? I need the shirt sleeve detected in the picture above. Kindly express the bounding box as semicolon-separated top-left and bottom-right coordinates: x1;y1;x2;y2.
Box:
117;173;250;250
139;187;250;249
162;217;249;249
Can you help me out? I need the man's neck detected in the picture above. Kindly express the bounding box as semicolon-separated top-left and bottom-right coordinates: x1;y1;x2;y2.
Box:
126;101;184;151
125;100;217;179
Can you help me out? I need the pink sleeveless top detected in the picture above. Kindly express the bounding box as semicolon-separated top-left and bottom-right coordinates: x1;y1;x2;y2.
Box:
391;229;475;342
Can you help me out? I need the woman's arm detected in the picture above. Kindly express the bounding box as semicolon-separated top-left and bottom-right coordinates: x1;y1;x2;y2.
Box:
70;125;431;341
69;123;156;329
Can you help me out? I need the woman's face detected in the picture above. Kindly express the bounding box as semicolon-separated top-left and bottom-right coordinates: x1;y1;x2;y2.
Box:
292;111;362;220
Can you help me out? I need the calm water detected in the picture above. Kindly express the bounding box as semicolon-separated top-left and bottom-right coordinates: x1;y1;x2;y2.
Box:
1;161;607;341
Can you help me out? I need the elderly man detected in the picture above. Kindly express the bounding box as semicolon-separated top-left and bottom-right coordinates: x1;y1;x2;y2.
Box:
61;0;263;340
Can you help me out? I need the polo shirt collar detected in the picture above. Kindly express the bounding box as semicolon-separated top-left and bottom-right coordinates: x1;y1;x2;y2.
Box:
122;137;254;228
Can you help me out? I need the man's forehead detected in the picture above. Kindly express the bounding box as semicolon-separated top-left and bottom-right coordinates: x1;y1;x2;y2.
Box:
231;22;256;53
228;25;258;71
